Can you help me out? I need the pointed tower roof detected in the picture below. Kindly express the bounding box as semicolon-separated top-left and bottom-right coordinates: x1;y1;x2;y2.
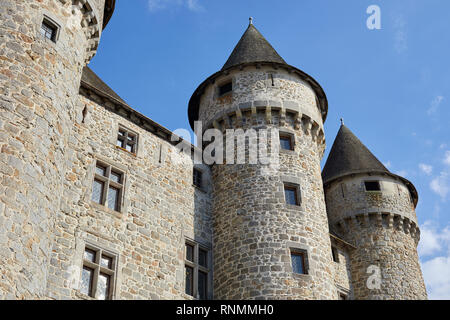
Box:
222;23;287;70
322;124;418;206
187;20;329;130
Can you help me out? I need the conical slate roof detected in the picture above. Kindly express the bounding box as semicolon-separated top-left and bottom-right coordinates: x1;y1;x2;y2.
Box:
222;23;287;70
322;124;390;184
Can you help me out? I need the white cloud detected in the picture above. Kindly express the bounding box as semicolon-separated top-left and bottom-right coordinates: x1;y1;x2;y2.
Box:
148;0;203;12
440;144;448;150
393;15;407;54
422;256;450;299
395;170;408;177
419;163;433;175
419;222;450;299
383;161;392;169
430;172;449;200
427;96;444;115
444;151;450;166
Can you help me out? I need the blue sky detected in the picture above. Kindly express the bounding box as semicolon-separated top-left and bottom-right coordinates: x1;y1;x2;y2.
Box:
90;0;450;299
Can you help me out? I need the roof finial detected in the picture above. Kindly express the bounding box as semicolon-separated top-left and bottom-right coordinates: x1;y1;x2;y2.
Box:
249;17;253;25
340;118;344;126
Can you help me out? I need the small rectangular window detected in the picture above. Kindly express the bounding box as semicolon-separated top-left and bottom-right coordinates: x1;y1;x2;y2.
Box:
365;181;381;192
40;18;58;42
332;247;339;263
339;293;348;300
185;241;210;300
280;133;294;151
116;127;138;154
291;250;307;275
218;82;232;96
91;161;124;213
193;169;203;188
284;184;300;206
81;245;117;300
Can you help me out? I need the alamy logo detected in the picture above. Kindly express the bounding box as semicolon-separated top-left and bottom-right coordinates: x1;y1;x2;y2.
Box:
366;265;381;290
366;5;381;30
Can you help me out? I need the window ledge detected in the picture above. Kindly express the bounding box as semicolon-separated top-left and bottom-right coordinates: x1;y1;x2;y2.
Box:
74;291;96;300
286;204;302;210
280;148;295;155
115;145;137;157
292;273;312;280
90;201;123;219
365;191;382;194
193;184;207;193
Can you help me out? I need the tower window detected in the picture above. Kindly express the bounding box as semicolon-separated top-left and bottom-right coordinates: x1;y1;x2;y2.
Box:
185;240;211;300
290;249;308;275
332;246;339;263
193;168;203;189
284;183;300;206
280;133;294;151
218;81;232;96
365;181;381;192
91;161;125;213
40;17;58;42
116;127;138;154
80;245;117;300
339;293;348;300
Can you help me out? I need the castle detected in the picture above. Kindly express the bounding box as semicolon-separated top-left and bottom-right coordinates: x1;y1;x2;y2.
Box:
0;1;427;300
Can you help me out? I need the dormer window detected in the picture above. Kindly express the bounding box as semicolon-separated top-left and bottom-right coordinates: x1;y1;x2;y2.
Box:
365;181;381;192
218;81;232;97
40;17;59;43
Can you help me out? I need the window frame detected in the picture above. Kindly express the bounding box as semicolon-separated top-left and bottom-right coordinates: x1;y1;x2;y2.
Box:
284;183;301;207
40;15;60;43
184;240;211;300
217;80;233;97
91;161;125;213
290;248;308;275
116;126;139;155
279;132;295;151
80;244;118;300
193;168;203;189
331;246;340;263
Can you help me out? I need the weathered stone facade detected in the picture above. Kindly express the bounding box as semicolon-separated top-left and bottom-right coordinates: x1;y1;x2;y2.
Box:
0;2;427;300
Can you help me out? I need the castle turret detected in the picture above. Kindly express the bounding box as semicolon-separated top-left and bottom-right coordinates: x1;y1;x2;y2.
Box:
0;0;114;299
322;124;427;299
188;21;336;299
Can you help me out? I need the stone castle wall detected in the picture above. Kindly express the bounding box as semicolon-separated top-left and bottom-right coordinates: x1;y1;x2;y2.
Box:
0;0;107;298
198;66;337;299
325;175;427;299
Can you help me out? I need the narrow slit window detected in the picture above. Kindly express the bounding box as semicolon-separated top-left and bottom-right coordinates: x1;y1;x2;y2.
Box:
193;169;203;188
365;181;381;192
332;247;339;263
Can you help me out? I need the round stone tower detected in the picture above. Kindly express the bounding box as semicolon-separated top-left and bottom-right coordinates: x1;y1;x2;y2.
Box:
0;0;114;298
188;21;336;299
322;124;427;299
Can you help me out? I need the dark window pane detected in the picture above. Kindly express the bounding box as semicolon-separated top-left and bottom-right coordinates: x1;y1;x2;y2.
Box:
193;169;202;188
186;244;194;262
118;129;126;137
198;271;208;300
81;266;94;297
107;186;120;211
284;186;298;206
365;181;381;191
101;255;113;269
117;139;125;148
41;21;56;41
199;249;207;268
280;136;293;150
332;247;339;263
339;293;347;300
127;134;136;142
84;248;96;263
110;171;122;184
92;179;104;204
97;273;111;300
291;252;305;274
95;165;107;177
185;266;193;296
219;82;232;96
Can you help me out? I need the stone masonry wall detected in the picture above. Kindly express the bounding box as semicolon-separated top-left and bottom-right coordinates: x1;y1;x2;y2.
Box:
198;66;336;299
0;0;106;299
45;90;212;299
